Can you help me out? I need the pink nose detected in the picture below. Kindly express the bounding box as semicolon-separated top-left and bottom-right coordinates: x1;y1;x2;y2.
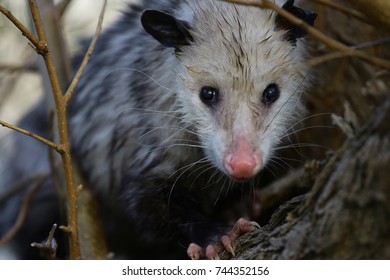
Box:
223;139;263;181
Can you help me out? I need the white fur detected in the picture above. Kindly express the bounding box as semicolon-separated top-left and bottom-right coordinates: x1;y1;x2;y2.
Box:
174;0;309;176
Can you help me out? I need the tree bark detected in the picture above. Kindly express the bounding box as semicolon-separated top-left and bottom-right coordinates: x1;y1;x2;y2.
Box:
222;98;390;259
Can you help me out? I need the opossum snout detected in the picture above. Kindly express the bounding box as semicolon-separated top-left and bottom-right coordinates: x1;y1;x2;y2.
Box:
223;138;263;181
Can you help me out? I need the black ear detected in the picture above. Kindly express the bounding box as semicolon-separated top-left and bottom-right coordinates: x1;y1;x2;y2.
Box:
141;10;193;49
276;0;317;43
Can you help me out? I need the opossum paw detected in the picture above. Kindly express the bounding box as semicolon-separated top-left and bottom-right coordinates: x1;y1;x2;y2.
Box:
218;218;260;258
186;242;222;260
187;218;260;260
228;218;260;244
187;243;205;260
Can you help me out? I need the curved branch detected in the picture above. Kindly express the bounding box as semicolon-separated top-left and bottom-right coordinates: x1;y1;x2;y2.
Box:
0;177;47;247
222;0;390;70
65;0;107;104
0;173;49;205
308;0;368;24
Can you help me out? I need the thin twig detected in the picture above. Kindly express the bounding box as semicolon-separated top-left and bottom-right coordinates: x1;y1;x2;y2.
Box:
308;0;368;24
0;173;49;205
306;51;353;67
47;110;67;224
354;37;390;50
31;224;58;259
0;176;47;247
65;0;107;104
308;37;390;67
0;119;63;153
37;0;73;88
222;0;390;70
0;5;47;54
0;63;38;73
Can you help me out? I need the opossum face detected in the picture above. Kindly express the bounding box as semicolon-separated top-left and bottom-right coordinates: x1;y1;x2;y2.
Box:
142;1;316;181
176;40;302;181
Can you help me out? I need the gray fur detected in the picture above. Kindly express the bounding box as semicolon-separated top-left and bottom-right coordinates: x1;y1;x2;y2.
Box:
69;0;312;257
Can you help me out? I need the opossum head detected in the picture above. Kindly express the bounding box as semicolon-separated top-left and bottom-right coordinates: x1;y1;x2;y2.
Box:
141;0;316;181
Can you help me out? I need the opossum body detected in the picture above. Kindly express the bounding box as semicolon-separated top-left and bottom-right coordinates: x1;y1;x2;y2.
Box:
69;0;316;259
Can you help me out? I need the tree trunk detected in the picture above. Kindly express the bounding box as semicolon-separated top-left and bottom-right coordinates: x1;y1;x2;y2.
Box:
222;98;390;259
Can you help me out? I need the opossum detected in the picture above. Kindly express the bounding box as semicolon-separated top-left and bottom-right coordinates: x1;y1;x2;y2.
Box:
69;0;316;259
0;0;316;259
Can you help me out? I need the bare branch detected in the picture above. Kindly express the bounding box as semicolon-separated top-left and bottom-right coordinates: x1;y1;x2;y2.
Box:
306;51;357;67
222;0;390;70
0;173;49;205
31;224;58;260
0;119;63;153
344;0;390;28
0;176;47;247
0;5;46;54
36;0;73;88
0;63;38;73
308;0;368;24
28;0;80;259
65;0;107;104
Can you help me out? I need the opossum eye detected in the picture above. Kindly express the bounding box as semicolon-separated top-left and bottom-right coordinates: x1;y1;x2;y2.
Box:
200;87;219;106
262;84;280;105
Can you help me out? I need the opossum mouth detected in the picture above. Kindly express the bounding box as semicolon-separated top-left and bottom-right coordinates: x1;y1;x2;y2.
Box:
226;172;260;183
228;176;255;183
